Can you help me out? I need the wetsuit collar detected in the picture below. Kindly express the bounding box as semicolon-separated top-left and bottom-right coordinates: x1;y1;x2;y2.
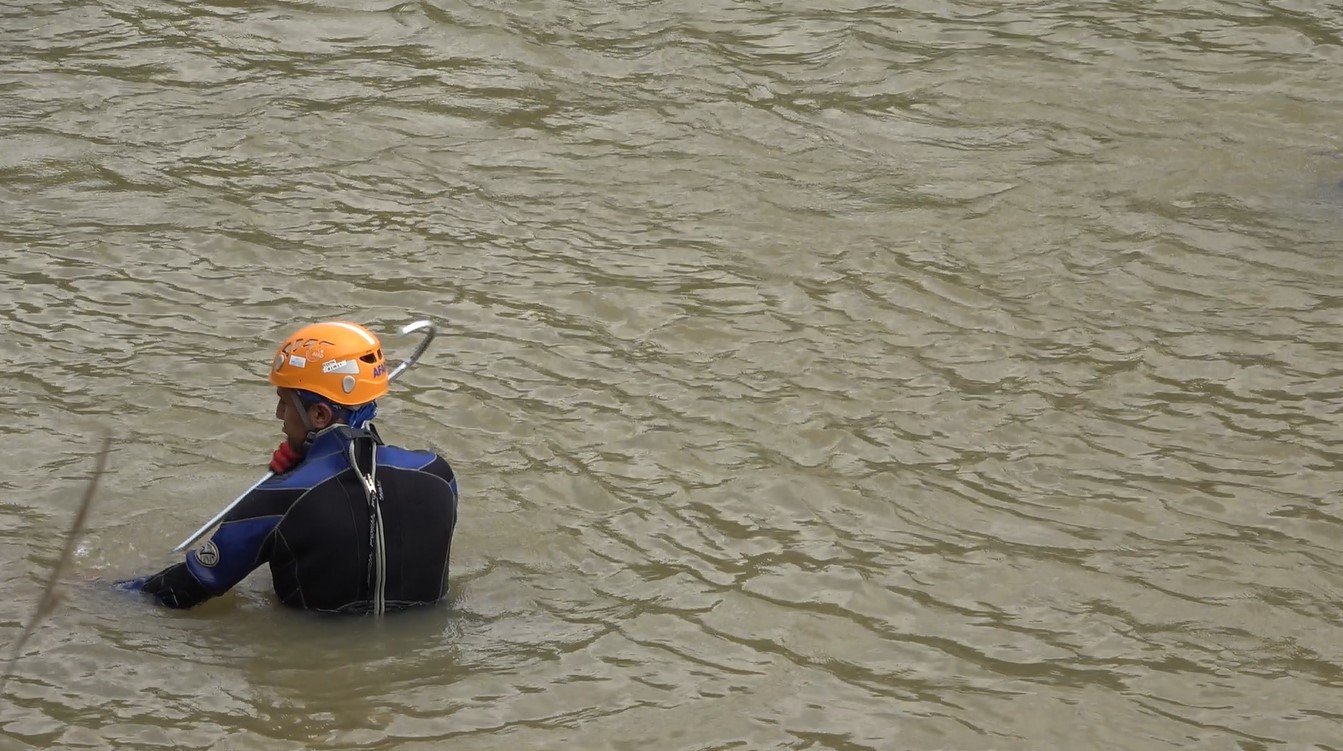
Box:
303;423;383;460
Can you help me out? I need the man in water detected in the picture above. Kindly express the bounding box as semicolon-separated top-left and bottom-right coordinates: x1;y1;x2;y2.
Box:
118;321;460;614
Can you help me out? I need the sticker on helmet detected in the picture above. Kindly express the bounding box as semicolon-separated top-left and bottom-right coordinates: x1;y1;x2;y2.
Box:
289;355;307;368
372;363;387;378
322;359;361;375
195;541;220;568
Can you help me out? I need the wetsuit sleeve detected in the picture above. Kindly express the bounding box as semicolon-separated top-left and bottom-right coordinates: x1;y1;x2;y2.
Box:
119;491;286;609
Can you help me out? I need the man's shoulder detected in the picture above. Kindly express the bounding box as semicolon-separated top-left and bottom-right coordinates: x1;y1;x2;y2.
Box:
262;449;348;491
378;443;452;474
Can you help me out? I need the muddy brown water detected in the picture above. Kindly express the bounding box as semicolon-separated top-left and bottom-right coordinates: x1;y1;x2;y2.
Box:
3;1;1343;749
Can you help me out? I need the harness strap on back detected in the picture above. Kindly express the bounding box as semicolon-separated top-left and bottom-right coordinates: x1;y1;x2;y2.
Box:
338;425;388;615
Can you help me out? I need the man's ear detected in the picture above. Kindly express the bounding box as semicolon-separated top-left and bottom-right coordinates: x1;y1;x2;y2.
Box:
309;402;335;429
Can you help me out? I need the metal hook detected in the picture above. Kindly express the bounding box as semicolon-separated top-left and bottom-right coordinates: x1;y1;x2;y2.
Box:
387;319;436;384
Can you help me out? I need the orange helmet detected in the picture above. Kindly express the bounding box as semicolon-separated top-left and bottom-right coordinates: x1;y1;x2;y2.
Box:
268;321;389;406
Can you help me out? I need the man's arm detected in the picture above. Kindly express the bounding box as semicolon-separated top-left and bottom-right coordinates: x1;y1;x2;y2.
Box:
118;498;284;609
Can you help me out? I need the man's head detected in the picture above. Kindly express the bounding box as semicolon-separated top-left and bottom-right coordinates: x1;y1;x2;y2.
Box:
268;321;389;448
273;387;344;449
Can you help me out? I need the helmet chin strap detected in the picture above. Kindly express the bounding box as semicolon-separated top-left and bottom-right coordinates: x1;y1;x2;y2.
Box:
290;391;318;449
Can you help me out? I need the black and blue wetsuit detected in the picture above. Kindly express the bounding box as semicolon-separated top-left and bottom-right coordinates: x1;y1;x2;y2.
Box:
121;426;459;614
